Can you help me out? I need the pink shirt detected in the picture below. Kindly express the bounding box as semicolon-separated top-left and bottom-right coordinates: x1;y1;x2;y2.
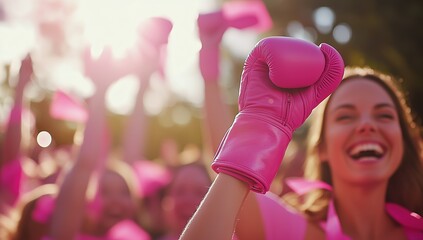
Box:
255;178;423;239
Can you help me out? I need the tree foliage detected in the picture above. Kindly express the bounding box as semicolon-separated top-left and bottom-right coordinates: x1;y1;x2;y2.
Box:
262;0;423;122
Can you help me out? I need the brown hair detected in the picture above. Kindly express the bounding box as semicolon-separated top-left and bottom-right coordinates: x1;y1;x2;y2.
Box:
284;67;423;221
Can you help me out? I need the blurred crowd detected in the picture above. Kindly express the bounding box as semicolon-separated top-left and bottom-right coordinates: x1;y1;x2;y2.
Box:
3;0;422;239
0;1;304;239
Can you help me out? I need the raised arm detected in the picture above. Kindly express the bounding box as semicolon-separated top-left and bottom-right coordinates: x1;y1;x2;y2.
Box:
197;11;234;154
123;17;172;163
198;2;272;154
180;36;344;239
180;173;249;240
1;55;33;167
0;55;34;209
49;47;127;240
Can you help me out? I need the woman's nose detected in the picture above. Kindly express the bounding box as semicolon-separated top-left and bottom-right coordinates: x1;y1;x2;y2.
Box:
356;116;377;134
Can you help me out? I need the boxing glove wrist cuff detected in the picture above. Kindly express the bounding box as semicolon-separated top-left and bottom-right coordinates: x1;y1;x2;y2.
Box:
211;113;292;193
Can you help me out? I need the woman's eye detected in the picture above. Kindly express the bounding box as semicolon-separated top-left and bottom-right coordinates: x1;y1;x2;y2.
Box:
378;114;394;120
336;115;353;121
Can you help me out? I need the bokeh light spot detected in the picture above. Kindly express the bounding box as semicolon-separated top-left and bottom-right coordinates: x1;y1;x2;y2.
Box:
37;131;52;148
333;23;352;44
313;7;335;34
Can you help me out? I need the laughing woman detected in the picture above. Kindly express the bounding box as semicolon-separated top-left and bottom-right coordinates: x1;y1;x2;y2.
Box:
179;36;423;239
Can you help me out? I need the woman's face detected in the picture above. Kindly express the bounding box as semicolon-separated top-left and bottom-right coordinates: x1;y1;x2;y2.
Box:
321;78;403;185
97;171;136;230
162;165;211;233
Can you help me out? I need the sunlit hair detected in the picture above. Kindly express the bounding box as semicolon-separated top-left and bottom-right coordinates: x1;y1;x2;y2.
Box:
284;66;423;221
86;156;140;203
84;156;141;233
105;158;139;201
0;184;58;240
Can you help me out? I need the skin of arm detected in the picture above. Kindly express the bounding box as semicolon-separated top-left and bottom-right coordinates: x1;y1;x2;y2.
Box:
123;18;171;163
234;193;266;240
203;80;233;154
1;55;33;167
179;173;249;240
122;81;148;163
49;86;108;240
0;55;34;210
49;47;121;240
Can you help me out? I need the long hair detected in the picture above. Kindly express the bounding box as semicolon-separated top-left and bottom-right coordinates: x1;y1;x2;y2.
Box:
284;67;423;221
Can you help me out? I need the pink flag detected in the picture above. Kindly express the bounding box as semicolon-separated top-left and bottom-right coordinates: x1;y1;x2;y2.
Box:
49;90;88;123
222;0;273;32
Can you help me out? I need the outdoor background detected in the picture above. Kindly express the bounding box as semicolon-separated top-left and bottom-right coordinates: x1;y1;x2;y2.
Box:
1;0;422;160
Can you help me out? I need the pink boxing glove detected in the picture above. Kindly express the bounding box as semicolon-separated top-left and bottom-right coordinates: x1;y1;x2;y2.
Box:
211;36;344;193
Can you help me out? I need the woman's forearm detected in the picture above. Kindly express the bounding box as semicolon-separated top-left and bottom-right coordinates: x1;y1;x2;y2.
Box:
180;173;249;240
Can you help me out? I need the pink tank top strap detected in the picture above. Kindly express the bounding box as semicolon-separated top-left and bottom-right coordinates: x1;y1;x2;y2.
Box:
322;200;351;240
386;203;423;239
256;191;306;239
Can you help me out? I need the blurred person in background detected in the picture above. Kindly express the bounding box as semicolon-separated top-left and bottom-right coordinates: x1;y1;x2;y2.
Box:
47;44;150;240
120;17;176;240
157;161;212;240
0;55;38;214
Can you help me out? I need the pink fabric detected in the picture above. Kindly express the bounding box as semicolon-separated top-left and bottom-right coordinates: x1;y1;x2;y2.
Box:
255;192;306;239
386;203;423;240
287;177;423;239
0;159;23;207
132;160;171;197
286;177;332;195
107;219;151;240
32;194;56;223
42;220;151;240
386;203;423;230
222;0;272;32
324;200;350;240
50;90;88;123
42;234;104;240
197;2;271;81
